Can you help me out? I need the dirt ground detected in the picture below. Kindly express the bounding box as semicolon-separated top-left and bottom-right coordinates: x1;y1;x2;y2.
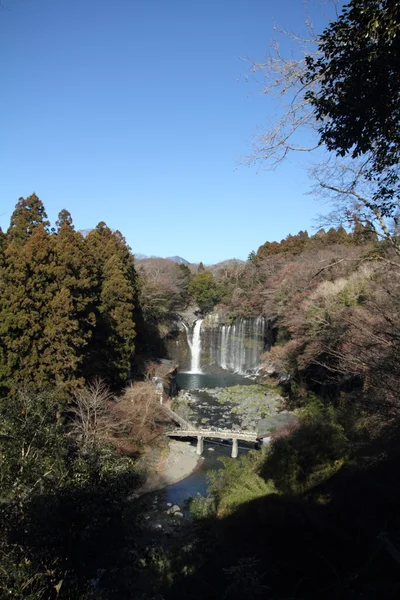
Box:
134;439;200;496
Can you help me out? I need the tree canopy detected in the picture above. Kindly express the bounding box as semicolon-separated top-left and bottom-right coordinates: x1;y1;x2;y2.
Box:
305;0;400;215
306;0;400;171
0;196;140;394
189;270;221;313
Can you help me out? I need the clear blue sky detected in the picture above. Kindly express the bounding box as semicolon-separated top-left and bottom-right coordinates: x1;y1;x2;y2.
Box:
0;0;340;264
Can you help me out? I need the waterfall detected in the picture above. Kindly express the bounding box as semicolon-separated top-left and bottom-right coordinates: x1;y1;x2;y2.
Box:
185;319;203;374
210;317;267;374
179;316;268;375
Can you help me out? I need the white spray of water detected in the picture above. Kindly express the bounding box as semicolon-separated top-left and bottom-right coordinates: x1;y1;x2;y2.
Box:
184;319;203;374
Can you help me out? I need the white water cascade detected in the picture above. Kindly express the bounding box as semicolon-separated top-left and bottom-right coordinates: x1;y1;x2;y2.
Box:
180;316;268;375
185;319;203;374
208;317;267;374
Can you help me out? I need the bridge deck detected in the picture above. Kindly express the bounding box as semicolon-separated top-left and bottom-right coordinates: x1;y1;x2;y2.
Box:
165;429;258;442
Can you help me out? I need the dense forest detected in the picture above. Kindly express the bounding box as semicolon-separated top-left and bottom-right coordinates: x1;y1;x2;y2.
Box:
1;0;400;598
0;194;139;393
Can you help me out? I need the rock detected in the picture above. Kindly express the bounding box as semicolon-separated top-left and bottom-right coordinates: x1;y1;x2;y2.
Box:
166;504;181;515
174;511;184;518
166;502;172;507
208;447;215;452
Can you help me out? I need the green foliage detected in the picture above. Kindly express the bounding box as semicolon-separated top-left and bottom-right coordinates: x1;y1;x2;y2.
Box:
0;197;139;392
307;1;400;170
7;193;50;243
306;0;400;214
85;223;138;386
0;389;68;500
188;494;217;519
45;212;97;391
188;270;221;312
195;450;277;518
0;224;61;392
0;386;141;600
264;402;348;494
175;262;192;306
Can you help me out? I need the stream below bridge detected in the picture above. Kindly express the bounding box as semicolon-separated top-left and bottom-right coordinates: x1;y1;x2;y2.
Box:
161;371;256;506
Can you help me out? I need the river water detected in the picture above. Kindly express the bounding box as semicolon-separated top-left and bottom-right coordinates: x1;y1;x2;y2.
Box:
176;371;257;390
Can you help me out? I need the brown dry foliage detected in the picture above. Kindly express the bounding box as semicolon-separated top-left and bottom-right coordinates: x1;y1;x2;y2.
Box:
260;255;400;415
111;381;167;449
71;378;170;454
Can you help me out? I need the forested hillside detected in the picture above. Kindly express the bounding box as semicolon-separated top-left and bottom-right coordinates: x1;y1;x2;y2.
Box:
137;222;400;417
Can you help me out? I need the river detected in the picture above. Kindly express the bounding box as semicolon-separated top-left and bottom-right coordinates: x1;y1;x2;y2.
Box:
163;371;255;506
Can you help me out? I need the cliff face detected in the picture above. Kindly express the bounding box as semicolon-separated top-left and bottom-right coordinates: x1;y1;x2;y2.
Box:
164;326;191;372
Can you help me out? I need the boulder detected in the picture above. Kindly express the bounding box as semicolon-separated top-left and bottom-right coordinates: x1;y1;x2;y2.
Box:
166;504;181;515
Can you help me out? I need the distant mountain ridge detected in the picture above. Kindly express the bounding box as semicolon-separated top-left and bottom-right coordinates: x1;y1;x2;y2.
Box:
133;254;243;267
134;253;190;264
166;256;190;264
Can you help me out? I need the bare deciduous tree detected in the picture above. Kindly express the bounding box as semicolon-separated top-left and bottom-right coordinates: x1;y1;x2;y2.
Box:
311;157;400;258
70;379;115;448
71;377;169;452
243;1;400;255
243;3;333;168
112;380;166;447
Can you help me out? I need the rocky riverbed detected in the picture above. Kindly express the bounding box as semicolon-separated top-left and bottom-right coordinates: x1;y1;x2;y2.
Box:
173;383;284;431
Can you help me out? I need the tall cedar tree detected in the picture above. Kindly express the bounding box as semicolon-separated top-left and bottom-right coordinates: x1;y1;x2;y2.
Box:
39;210;97;392
85;223;137;386
0;196;55;392
7;193;50;243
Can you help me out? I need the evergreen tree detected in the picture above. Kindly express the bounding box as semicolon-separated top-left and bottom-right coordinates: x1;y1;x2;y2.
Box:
352;217;378;245
175;262;192;307
0;228;6;379
85;223;138;386
7;193;50;243
0;227;6;262
0;201;94;394
189;270;221;313
41;210;97;392
0;200;139;392
0;223;55;392
1;195;53;392
99;254;137;382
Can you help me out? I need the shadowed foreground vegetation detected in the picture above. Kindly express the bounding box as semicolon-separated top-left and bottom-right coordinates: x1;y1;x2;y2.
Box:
2;396;400;599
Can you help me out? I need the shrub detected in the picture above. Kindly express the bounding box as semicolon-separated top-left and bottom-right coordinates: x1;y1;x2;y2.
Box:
194;450;277;518
263;402;348;494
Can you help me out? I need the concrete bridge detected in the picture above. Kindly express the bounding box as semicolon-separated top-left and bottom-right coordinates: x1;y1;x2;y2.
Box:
165;427;258;458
